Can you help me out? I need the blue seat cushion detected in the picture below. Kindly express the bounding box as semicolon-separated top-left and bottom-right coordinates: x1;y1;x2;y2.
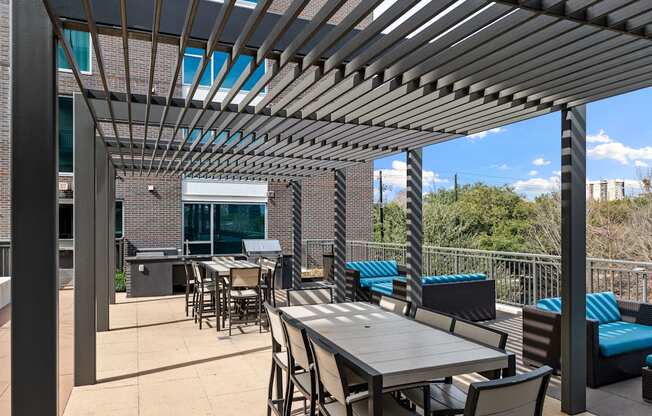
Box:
346;260;399;278
359;276;401;288
598;321;652;357
536;292;621;324
422;273;486;285
370;282;393;296
646;354;652;367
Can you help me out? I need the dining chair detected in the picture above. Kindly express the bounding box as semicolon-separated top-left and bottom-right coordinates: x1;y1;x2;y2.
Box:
463;366;553;416
286;287;333;306
264;303;290;416
226;266;262;335
193;262;217;330
259;257;279;306
280;314;317;416
308;333;419;416
183;260;196;317
379;295;411;316
414;307;455;332
402;320;509;415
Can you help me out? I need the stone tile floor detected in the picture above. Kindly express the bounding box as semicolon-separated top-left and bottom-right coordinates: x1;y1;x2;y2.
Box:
62;294;593;416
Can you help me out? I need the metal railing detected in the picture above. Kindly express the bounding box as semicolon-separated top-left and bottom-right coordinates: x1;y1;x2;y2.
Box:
302;239;652;306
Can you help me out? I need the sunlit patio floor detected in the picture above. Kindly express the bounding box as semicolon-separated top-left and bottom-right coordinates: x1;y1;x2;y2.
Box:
62;294;595;416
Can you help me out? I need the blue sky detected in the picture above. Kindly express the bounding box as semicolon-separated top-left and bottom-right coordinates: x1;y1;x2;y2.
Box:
374;86;652;201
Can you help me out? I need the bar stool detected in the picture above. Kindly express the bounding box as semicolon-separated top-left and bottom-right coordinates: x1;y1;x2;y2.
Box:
193;262;217;329
183;260;196;317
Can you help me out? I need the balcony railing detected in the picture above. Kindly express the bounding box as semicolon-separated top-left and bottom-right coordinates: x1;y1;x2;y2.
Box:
303;239;652;306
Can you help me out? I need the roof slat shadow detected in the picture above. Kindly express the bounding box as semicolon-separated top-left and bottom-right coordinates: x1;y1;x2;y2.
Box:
45;0;652;179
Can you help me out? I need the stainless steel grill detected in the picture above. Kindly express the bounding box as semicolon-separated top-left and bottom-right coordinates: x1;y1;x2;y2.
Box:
242;239;282;262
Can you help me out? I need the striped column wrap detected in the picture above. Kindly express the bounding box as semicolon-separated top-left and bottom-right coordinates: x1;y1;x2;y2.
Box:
291;180;302;289
334;169;347;302
406;148;423;307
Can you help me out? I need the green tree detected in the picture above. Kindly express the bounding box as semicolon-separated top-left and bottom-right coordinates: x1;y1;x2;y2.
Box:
373;201;406;243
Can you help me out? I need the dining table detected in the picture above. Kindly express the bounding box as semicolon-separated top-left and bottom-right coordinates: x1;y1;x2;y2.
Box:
280;301;516;416
201;258;274;331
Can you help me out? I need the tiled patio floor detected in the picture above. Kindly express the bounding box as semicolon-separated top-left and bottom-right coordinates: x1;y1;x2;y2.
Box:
63;294;592;416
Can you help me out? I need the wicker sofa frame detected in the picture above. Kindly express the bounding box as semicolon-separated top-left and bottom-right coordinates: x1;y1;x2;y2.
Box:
345;264;408;302
522;299;652;388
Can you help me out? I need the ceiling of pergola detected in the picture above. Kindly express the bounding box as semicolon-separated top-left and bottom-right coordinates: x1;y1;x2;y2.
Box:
45;0;652;179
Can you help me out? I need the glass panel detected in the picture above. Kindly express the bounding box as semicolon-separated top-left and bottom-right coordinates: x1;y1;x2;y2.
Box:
184;203;212;242
185;243;212;256
183;52;212;86
115;201;123;239
59;96;74;173
213;204;265;254
58;29;90;72
213;52;265;91
59;204;73;239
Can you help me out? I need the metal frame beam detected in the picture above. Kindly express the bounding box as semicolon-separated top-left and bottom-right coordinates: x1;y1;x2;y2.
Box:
560;104;587;415
95;136;110;332
333;169;347;302
291;180;302;289
406;149;423;307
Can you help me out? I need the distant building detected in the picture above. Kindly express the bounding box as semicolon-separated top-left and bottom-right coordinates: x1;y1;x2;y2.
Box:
587;180;625;201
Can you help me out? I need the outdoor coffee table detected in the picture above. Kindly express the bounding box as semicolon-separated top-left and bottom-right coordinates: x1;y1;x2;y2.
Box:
280;302;515;416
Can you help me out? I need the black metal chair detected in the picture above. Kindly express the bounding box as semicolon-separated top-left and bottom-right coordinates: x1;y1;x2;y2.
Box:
264;303;292;416
463;366;553;416
379;295;411;316
192;262;217;330
183;260;196;317
280;314;317;416
226;266;262;335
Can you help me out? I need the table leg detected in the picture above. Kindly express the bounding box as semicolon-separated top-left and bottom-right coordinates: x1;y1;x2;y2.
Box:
215;281;220;332
503;353;517;377
367;375;382;416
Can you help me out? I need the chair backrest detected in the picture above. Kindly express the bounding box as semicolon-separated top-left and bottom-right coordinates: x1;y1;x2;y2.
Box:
453;320;507;350
258;257;277;271
192;262;205;283
264;303;286;350
414;307;455;332
322;254;334;283
281;315;312;370
464;366;553;416
379;295;410;316
229;267;261;288
309;335;348;405
287;288;333;306
184;261;194;284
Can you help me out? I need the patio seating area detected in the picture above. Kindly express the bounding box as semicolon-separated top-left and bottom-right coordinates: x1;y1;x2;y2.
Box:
60;294;589;416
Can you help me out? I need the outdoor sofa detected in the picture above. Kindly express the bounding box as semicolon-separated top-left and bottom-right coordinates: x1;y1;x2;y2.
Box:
345;260;406;301
522;291;652;388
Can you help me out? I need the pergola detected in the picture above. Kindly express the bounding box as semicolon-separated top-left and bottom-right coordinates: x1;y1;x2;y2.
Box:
11;0;652;415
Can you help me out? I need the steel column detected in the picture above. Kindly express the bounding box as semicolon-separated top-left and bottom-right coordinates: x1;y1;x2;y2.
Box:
11;0;59;413
560;105;587;415
291;180;302;289
334;169;347;302
74;94;97;385
406;149;423;307
95;137;110;332
108;165;116;304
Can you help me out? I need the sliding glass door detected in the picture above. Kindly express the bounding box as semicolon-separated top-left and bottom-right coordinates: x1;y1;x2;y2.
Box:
183;202;266;255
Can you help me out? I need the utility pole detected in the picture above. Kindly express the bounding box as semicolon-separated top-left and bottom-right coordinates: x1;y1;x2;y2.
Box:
379;171;385;242
454;173;459;202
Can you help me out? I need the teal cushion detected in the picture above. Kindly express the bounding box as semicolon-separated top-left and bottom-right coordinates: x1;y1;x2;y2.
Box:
598;321;652;357
646;354;652;367
346;261;399;278
536;292;621;324
422;273;486;285
359;276;400;288
586;292;621;324
370;282;393;296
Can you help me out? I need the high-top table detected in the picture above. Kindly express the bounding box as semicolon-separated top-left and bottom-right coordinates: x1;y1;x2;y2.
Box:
280;302;515;416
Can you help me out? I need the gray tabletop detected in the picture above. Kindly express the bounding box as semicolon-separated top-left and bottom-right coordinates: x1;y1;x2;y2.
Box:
281;302;510;389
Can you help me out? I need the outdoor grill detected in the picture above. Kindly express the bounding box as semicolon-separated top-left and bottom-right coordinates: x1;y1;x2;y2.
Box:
242;239;282;263
135;247;179;258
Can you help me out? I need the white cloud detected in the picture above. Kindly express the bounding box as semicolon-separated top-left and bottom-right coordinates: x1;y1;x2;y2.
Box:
513;176;560;198
587;129;612;143
467;127;506;140
374;160;448;193
532;157;551;166
496;163;509;171
553;170;561;176
635;160;649;168
528;170;538;176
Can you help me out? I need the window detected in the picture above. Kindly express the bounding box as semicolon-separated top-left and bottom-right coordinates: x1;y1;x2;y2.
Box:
59;96;74;173
183;203;266;255
59;204;73;239
115;200;124;239
57;29;91;73
182;48;265;93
